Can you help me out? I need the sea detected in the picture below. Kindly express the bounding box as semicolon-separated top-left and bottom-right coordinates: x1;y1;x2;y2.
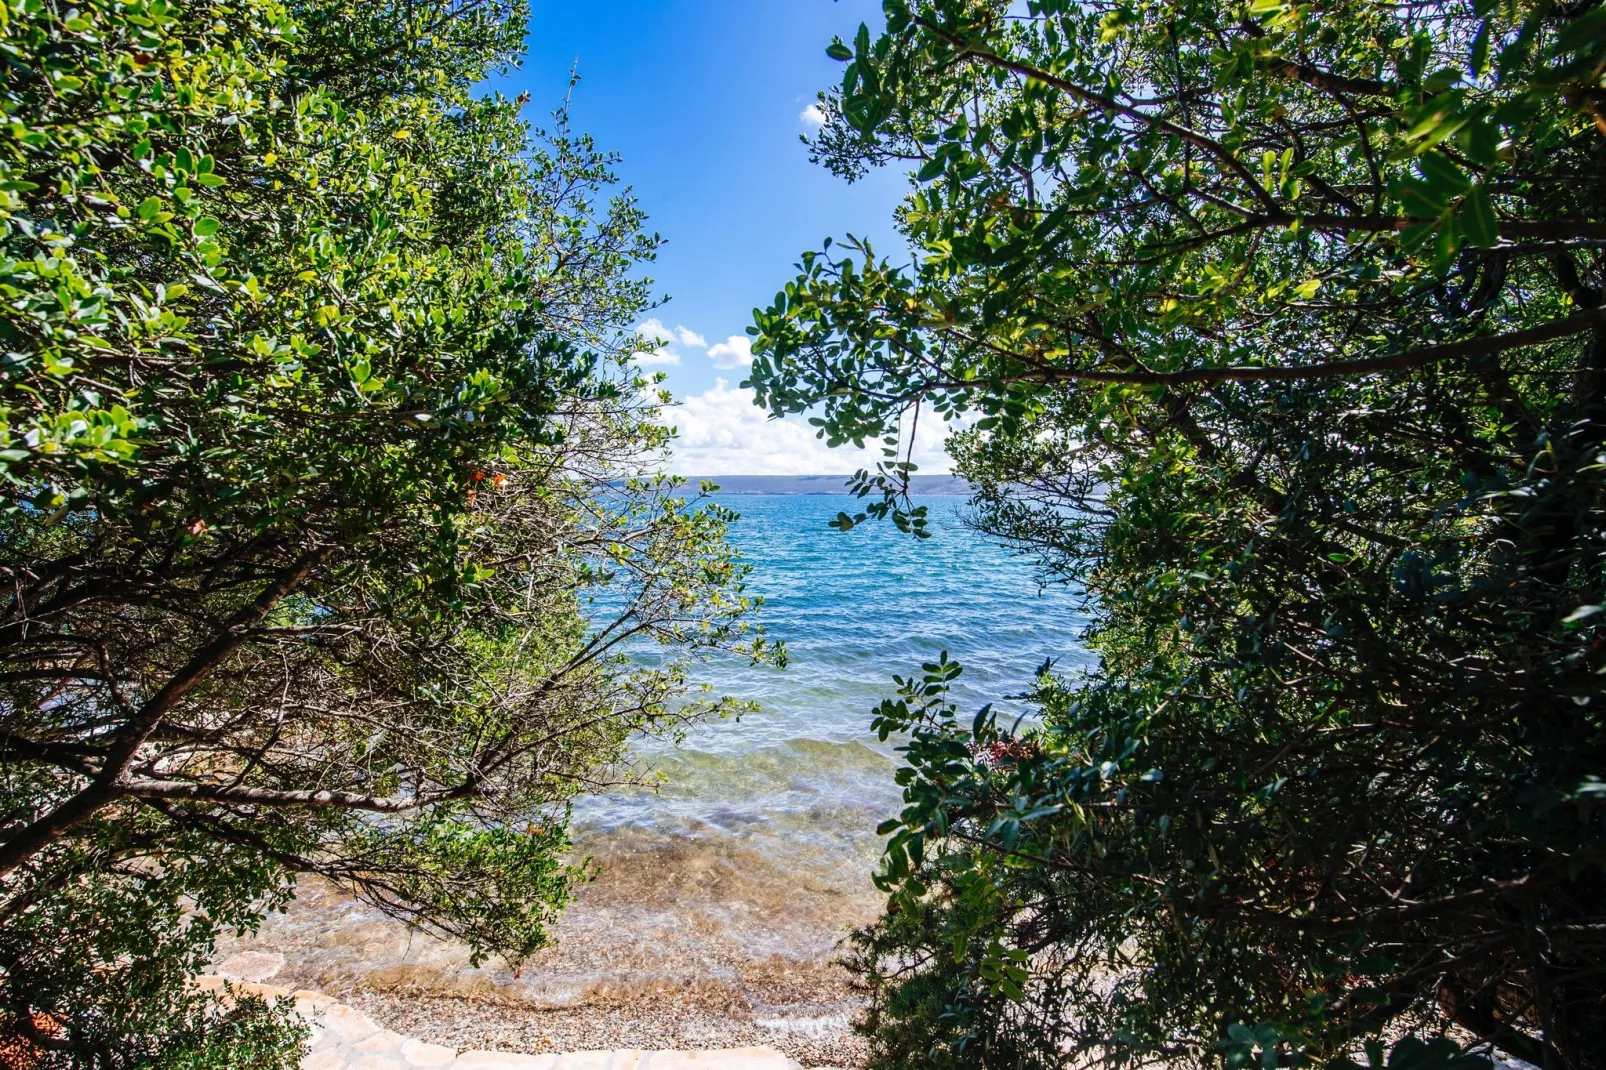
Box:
215;477;1093;1040
545;480;1093;989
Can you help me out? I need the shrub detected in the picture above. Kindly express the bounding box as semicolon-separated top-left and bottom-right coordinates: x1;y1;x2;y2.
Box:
751;1;1606;1066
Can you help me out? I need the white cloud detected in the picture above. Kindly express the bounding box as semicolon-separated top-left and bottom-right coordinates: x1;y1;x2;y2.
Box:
633;318;706;367
706;335;753;370
632;348;681;366
661;379;954;476
800;103;827;128
636;318;676;344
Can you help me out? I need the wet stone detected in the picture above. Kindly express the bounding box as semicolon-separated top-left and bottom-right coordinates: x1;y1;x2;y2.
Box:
213;950;287;982
640;1051;799;1070
301;1052;347;1070
354;1029;406;1053
453;1052;559;1069
315;1004;385;1046
348;1055;407;1070
399;1038;459;1067
550;1054;612;1070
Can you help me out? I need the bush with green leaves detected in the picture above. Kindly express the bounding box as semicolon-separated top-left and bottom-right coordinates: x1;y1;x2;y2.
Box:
0;0;771;1061
750;0;1606;1067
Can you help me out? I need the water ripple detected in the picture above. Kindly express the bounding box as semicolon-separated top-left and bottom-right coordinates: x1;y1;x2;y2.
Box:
574;492;1090;856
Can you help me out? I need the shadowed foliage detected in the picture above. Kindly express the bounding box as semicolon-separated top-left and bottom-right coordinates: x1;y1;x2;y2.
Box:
751;0;1606;1067
0;0;773;1061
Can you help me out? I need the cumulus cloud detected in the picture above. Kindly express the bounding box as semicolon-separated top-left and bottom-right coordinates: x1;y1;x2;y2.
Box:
633;350;680;367
661;379;954;476
706;335;753;370
633;318;707;366
636;318;675;344
800;103;828;128
636;318;761;372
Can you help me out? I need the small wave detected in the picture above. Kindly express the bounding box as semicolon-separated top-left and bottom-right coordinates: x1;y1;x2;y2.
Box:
216;494;1085;1024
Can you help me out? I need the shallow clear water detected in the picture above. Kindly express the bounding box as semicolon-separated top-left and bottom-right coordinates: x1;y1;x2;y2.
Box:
570;490;1092;951
222;488;1094;1015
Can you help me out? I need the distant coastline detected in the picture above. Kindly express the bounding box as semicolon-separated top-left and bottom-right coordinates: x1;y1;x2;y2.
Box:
689;474;969;495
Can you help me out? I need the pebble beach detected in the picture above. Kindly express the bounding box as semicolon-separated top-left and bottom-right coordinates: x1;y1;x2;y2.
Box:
210;491;1083;1070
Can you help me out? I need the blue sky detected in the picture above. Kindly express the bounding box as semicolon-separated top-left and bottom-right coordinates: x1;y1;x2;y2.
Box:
493;1;953;474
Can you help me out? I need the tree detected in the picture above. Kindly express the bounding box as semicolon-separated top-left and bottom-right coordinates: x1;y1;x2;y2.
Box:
748;1;1606;1067
0;0;772;1061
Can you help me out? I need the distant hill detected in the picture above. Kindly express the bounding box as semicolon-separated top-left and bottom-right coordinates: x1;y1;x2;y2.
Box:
689;474;970;496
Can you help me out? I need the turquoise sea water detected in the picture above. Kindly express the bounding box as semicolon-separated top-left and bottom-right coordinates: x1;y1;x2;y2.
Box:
221;485;1095;1005
224;486;1097;1005
569;487;1092;960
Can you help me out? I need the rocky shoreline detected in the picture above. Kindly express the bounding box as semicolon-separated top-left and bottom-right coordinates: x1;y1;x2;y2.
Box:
341;990;864;1069
198;974;838;1069
208;947;866;1070
209;844;876;1070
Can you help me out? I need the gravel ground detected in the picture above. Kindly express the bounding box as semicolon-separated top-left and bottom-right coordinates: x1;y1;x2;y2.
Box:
212;835;882;1069
341;987;869;1069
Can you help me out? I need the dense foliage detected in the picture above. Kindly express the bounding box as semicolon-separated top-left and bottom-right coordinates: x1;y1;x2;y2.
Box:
750;1;1606;1067
0;0;769;1061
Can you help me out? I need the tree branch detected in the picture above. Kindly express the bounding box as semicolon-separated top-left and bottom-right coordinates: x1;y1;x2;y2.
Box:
954;305;1606;387
915;17;1279;212
0;546;332;877
120;777;471;812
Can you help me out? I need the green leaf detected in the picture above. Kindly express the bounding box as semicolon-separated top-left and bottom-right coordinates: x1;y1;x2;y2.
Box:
1551;5;1606;57
1456;117;1502;168
1414;151;1471;197
1459;185;1498;248
1469;20;1491;76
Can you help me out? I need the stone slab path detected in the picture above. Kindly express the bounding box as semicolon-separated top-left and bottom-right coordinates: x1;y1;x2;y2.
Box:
194;978;819;1070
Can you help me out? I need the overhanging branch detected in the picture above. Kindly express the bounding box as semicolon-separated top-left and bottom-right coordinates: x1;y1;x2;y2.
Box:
121;778;470;812
953;305;1606;388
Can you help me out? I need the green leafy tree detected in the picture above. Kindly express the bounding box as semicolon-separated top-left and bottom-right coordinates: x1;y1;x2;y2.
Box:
750;1;1606;1067
0;0;772;1062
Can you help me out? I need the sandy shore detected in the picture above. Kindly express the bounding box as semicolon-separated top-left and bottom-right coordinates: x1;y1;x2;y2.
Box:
212;828;879;1069
342;985;865;1068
